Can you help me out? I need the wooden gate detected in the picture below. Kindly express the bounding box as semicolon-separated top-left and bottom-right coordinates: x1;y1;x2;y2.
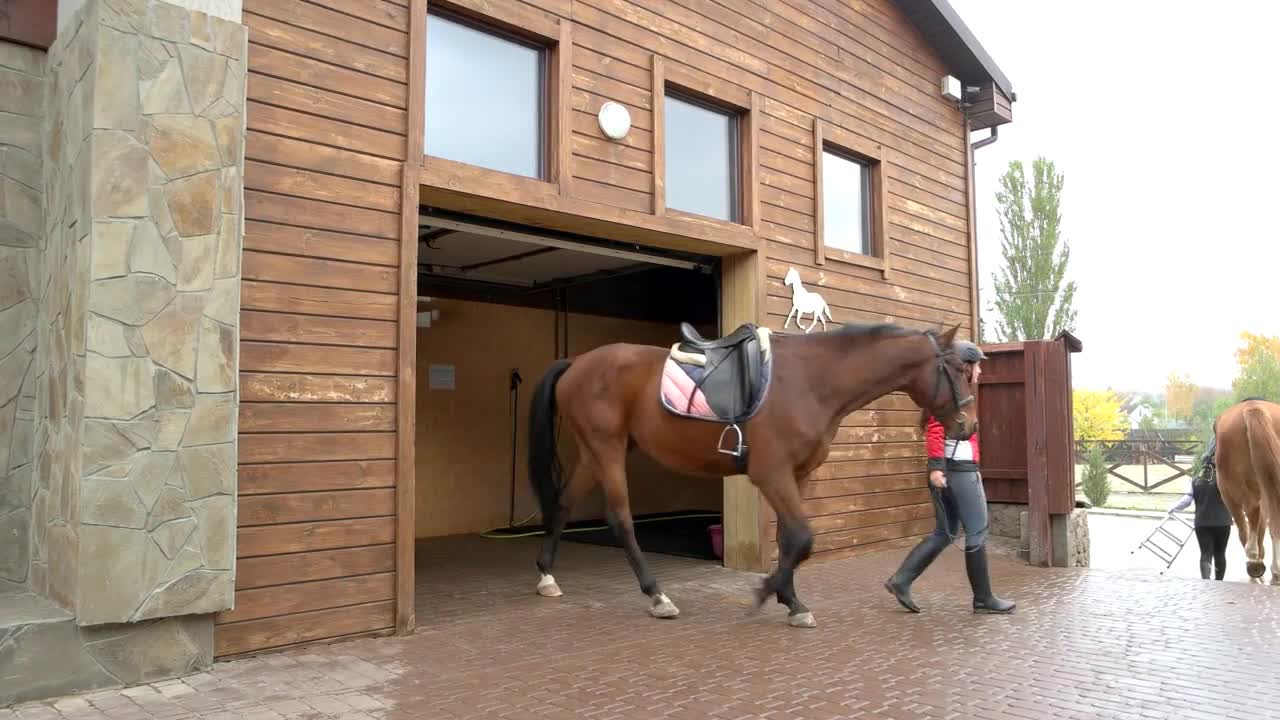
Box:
977;332;1082;566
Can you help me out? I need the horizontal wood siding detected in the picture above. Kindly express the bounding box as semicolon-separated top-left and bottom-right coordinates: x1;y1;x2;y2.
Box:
456;0;974;560
219;0;410;658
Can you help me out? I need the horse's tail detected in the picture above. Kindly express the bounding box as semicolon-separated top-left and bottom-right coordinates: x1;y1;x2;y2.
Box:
529;359;573;527
1243;403;1280;533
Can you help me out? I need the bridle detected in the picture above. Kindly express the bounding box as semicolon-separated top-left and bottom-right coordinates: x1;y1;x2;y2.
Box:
925;332;974;432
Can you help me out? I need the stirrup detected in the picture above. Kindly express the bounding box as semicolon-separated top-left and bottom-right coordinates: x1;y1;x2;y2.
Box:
717;423;746;458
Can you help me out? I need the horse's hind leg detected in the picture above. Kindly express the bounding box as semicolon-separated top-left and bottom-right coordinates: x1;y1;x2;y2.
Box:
774;517;815;628
1245;503;1267;579
536;462;595;597
1269;517;1280;585
595;443;678;619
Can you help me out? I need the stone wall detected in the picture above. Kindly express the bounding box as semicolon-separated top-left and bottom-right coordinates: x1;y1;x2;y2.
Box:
0;0;247;703
80;0;246;626
987;502;1026;540
61;0;243;32
0;40;46;590
26;0;246;626
31;7;92;610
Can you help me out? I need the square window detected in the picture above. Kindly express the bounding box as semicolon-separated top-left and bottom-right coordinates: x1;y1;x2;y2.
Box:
425;12;547;179
664;92;739;222
822;148;872;255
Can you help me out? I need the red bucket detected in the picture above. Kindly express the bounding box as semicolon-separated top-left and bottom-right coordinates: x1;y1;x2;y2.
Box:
708;524;724;560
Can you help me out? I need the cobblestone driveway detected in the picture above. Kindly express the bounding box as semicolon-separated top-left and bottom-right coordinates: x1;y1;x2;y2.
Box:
6;536;1279;720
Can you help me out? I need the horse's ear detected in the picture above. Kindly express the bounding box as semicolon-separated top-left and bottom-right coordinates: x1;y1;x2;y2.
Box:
938;324;960;347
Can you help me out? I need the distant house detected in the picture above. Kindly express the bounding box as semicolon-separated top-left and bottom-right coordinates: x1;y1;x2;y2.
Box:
1117;393;1155;429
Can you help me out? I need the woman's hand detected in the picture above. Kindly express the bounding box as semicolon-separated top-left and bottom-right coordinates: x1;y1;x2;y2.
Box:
929;470;947;488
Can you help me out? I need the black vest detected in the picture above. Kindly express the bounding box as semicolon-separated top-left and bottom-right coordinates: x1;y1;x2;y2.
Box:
1191;475;1232;527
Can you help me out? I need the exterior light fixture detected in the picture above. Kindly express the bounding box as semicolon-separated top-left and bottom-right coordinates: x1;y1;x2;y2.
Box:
940;74;962;103
597;101;631;141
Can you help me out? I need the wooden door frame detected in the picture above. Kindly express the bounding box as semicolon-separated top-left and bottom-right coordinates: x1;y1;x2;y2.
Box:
396;0;428;636
396;0;768;634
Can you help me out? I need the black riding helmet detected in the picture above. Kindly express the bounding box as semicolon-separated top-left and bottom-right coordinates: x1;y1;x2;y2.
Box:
952;340;985;365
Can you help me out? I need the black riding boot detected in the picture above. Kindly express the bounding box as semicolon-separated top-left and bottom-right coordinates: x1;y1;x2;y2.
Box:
965;545;1015;614
884;535;947;613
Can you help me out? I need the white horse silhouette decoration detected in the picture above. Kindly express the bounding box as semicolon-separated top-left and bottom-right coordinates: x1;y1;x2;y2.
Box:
783;267;833;333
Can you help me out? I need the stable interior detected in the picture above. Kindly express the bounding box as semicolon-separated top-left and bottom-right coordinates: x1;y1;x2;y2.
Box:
413;211;727;608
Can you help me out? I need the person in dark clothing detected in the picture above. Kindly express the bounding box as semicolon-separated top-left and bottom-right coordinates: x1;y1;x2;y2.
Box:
1167;429;1233;579
883;340;1016;615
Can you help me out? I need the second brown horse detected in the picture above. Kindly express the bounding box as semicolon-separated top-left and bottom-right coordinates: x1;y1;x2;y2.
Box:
527;321;979;627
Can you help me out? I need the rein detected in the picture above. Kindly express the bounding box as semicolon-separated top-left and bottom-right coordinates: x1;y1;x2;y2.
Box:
923;332;985;553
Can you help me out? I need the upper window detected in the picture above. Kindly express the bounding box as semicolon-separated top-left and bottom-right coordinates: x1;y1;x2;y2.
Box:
822;148;872;255
664;92;739;222
425;12;546;179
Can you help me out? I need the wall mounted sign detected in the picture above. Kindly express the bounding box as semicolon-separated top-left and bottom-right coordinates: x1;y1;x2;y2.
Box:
428;364;455;390
782;267;834;333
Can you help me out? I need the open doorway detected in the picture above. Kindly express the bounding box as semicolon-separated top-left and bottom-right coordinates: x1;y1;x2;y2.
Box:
412;211;726;614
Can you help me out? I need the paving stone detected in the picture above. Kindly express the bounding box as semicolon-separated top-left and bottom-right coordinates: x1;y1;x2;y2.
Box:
13;539;1280;718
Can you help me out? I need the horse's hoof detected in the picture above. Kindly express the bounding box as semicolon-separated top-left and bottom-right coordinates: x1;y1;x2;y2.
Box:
787;611;817;628
1247;561;1267;579
537;574;562;597
649;593;679;619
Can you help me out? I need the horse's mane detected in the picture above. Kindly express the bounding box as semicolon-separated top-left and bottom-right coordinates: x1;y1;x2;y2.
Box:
830;323;922;339
777;321;938;345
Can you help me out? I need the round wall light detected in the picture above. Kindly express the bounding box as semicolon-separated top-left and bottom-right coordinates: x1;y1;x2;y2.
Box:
597;101;631;141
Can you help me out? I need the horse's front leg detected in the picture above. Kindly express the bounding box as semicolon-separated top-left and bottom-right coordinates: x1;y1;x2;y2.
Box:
750;468;815;627
774;517;816;628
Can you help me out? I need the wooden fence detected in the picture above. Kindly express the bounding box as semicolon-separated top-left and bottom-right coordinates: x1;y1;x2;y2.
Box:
977;332;1083;566
1075;439;1204;493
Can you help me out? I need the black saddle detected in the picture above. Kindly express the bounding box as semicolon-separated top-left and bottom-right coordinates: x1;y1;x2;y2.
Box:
674;322;766;427
678;322;758;351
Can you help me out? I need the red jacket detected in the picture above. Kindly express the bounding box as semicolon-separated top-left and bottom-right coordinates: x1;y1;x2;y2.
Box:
925;415;980;471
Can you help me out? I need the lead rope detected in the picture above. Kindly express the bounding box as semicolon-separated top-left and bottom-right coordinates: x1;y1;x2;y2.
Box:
933;395;988;554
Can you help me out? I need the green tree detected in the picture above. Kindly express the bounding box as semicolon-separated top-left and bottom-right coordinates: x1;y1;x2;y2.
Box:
1233;332;1280;402
1079;445;1111;508
987;158;1078;342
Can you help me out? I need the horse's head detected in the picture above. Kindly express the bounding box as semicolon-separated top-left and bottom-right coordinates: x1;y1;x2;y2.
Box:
903;325;979;440
784;267;800;287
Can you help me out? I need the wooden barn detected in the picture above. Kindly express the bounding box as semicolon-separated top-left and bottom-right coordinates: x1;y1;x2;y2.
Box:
0;0;1016;680
227;0;1014;656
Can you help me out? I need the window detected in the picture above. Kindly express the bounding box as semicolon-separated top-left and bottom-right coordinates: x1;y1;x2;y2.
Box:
814;120;889;273
663;92;739;222
822;148;872;255
424;12;546;179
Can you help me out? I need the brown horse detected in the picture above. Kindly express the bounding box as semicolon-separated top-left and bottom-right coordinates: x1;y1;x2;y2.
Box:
526;321;979;627
1215;398;1280;582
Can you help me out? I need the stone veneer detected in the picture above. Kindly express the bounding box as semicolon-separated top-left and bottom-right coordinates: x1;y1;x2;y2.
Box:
29;1;91;612
22;0;247;625
0;0;245;704
0;40;46;590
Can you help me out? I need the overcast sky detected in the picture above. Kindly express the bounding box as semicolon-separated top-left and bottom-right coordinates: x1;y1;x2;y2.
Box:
947;1;1279;393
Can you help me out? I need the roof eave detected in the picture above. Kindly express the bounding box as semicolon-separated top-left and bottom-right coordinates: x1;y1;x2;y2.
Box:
894;0;1014;100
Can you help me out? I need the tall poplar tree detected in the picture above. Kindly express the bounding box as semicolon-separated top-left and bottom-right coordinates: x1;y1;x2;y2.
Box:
987;157;1078;342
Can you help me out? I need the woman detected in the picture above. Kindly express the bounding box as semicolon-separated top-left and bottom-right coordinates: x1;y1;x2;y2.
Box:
1166;429;1232;580
883;341;1015;614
